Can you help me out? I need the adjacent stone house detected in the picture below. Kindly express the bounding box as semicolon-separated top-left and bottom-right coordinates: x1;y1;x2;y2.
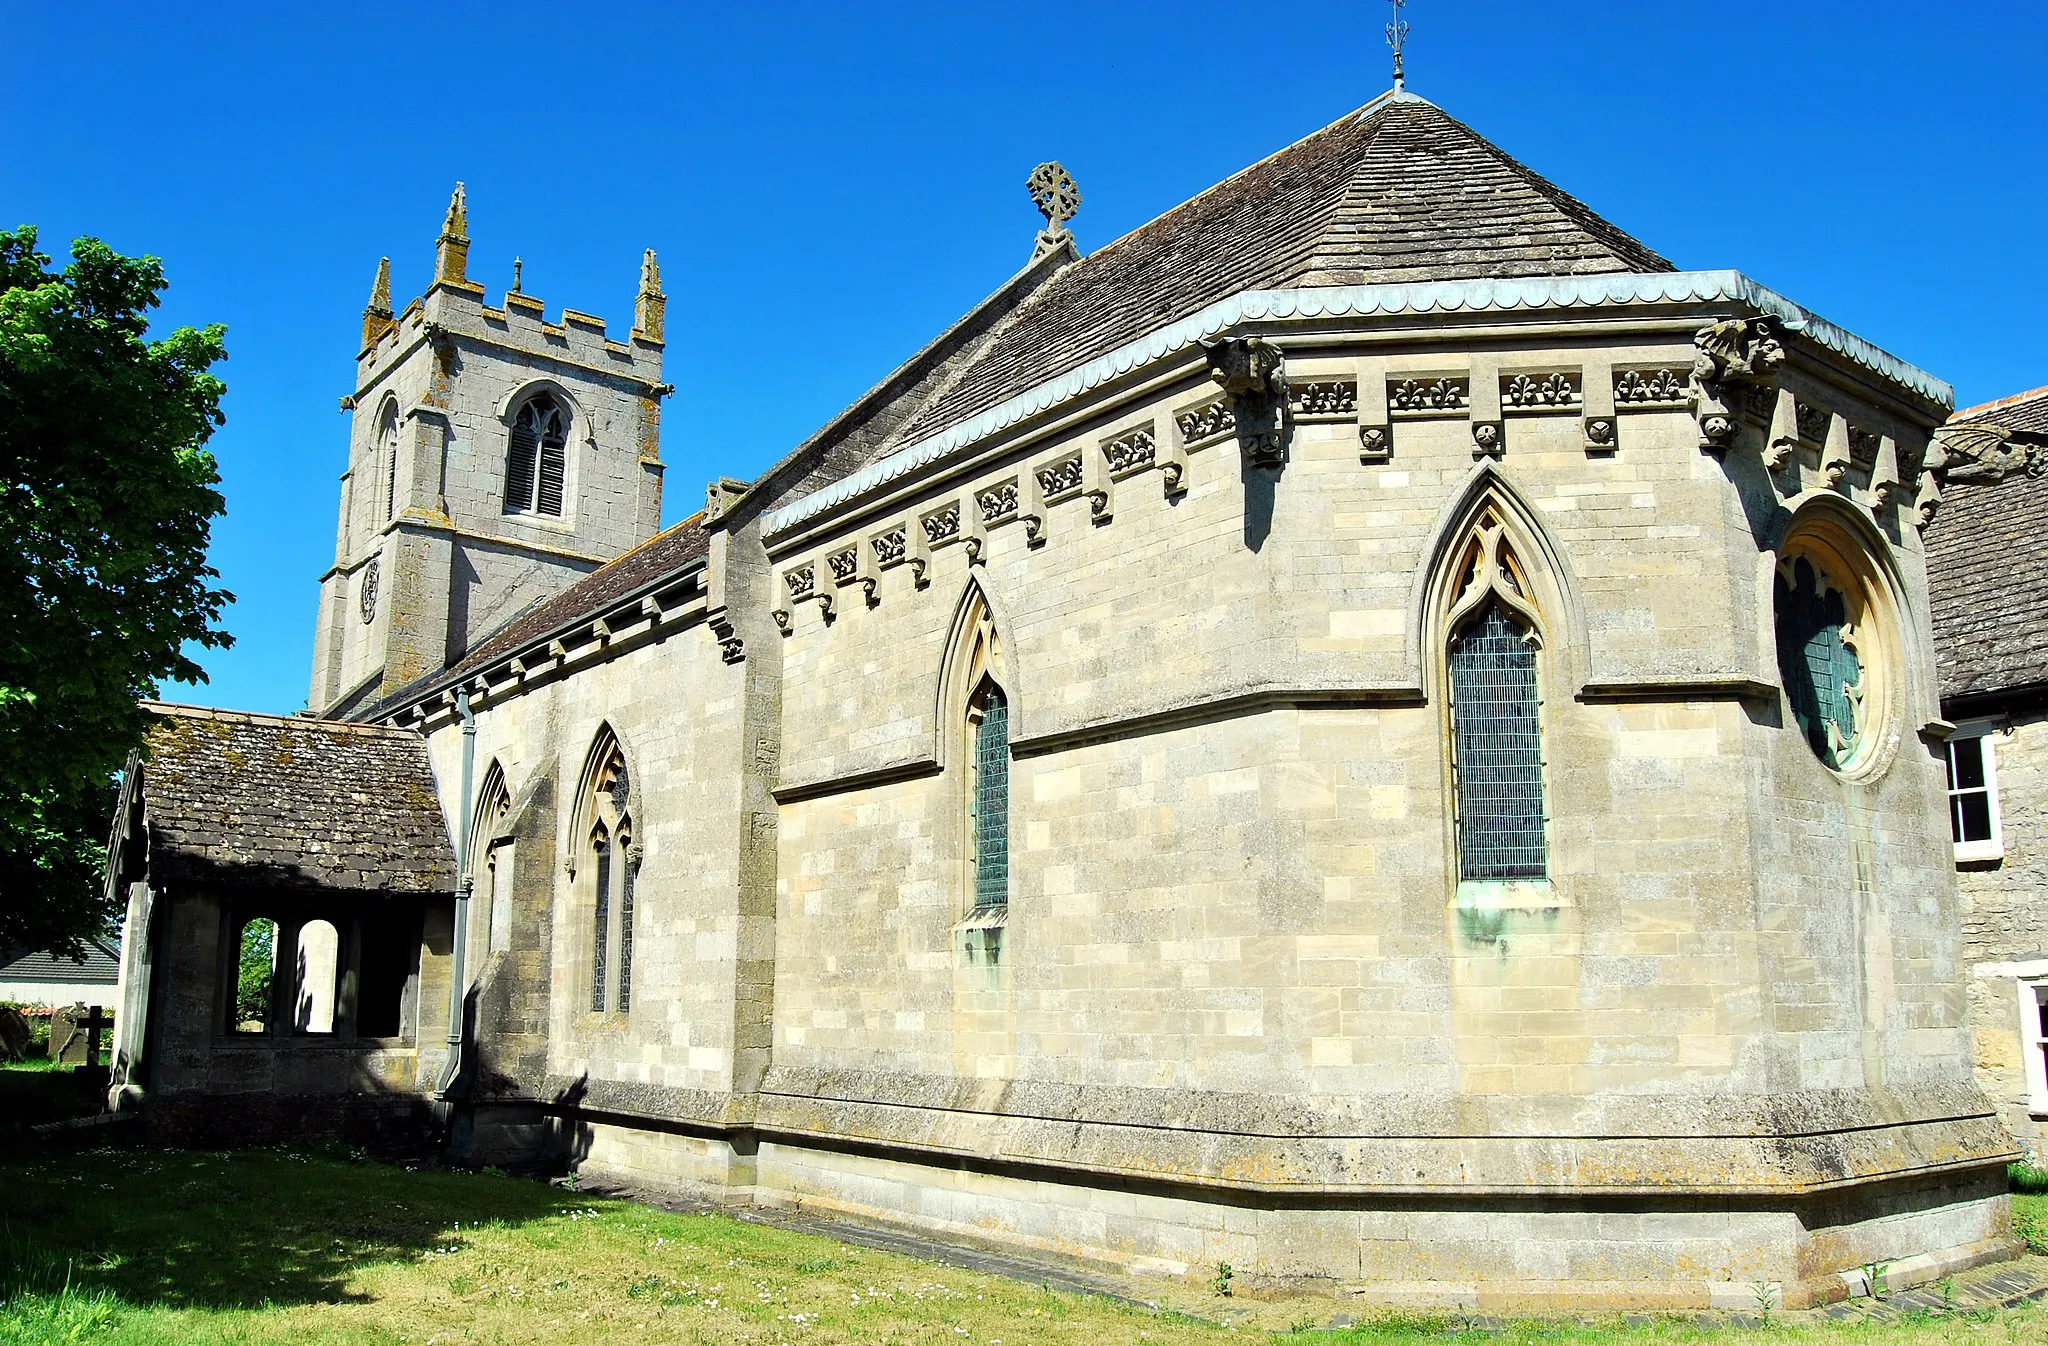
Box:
1925;384;2048;1160
112;86;2021;1308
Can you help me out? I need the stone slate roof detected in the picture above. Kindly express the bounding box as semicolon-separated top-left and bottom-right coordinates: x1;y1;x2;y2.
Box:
136;702;455;895
1926;385;2048;706
888;90;1674;449
359;516;711;722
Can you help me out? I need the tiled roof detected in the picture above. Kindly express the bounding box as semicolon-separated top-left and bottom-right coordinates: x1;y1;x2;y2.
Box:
136;703;455;895
0;939;119;985
1926;386;2048;705
888;90;1673;448
358;515;711;721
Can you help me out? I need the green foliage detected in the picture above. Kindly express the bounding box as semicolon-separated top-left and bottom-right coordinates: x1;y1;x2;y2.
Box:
233;919;274;1027
0;225;231;956
2009;1160;2048;1194
2016;1194;2048;1255
1207;1260;1232;1297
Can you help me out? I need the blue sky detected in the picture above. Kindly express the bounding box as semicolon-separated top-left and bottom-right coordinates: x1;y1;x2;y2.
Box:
6;2;2043;715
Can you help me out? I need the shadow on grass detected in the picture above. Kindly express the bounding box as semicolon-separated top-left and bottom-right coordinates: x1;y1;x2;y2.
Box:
0;1065;105;1137
1;1144;580;1312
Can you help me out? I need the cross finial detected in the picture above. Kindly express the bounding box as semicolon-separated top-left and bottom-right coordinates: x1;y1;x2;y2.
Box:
1386;0;1410;91
1026;162;1082;261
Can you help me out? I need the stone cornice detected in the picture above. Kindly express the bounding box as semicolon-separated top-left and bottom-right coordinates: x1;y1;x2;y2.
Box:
764;271;1952;540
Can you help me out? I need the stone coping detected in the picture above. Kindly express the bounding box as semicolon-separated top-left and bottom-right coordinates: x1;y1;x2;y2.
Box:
764;270;1952;539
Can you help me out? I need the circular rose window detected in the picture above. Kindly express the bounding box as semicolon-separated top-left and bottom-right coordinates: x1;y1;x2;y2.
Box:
1773;550;1872;771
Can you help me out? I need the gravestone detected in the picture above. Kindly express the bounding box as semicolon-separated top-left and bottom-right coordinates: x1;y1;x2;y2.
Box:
0;1006;29;1061
49;1003;93;1065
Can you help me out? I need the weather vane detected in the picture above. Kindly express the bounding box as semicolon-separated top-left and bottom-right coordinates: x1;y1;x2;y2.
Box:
1386;0;1410;90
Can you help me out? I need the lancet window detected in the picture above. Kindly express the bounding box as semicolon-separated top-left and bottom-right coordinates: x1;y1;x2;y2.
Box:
1443;510;1548;882
505;391;569;517
968;682;1010;910
951;591;1012;913
582;737;636;1014
379;402;400;522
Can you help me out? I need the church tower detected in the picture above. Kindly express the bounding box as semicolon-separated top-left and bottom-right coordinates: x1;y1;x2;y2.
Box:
310;186;669;717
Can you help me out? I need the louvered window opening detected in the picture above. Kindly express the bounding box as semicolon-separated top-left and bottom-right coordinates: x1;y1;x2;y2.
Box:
1449;603;1547;881
1773;557;1861;770
506;393;569;517
590;832;610;1012
972;687;1009;908
382;413;400;521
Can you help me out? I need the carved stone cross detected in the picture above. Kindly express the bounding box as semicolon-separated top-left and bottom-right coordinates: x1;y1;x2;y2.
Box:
1027;162;1082;256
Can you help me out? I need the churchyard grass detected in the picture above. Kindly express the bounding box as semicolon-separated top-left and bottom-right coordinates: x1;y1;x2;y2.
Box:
3;1146;2045;1345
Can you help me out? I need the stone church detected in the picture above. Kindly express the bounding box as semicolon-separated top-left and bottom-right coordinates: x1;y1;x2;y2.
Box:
106;86;2022;1309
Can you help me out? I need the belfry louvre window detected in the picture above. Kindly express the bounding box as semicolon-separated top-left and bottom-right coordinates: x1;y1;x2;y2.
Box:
969;685;1009;908
1449;603;1546;880
505;392;568;517
380;406;400;521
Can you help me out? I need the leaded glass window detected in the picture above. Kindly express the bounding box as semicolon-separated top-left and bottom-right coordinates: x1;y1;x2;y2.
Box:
1449;603;1546;881
1773;557;1863;769
590;830;610;1012
970;685;1009;909
506;392;568;517
616;833;635;1012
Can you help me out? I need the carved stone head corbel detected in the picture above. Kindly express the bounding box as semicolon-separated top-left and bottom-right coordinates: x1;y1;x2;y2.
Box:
1204;336;1288;468
1689;318;1785;457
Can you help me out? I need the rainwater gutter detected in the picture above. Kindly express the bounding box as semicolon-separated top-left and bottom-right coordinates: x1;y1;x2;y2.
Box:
438;685;476;1097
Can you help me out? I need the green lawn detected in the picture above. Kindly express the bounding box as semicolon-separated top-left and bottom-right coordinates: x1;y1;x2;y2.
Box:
2;1145;2044;1345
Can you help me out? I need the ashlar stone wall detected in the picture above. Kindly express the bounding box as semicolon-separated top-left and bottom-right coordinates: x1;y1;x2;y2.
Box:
1958;709;2048;1157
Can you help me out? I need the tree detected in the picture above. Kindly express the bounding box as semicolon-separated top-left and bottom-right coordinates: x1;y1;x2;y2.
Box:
0;227;231;955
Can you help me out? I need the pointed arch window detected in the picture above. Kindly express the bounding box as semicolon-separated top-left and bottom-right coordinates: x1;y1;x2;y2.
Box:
948;590;1012;915
968;682;1010;909
379;403;401;522
505;392;569;517
581;738;636;1014
1443;511;1548;882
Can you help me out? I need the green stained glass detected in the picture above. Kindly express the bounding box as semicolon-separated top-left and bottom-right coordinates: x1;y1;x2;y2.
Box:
1774;557;1862;769
973;688;1009;908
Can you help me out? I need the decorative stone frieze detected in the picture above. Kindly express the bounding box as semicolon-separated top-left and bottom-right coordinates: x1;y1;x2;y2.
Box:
1501;371;1581;411
1035;455;1084;499
872;526;906;567
1288;379;1357;419
1796;400;1829;443
785;564;816;599
1175;399;1234;448
976;480;1019;523
1103;427;1156;476
921;504;961;546
1688;317;1785;456
826;547;858;585
1388;376;1469;415
1203;335;1288;467
1613;368;1688;406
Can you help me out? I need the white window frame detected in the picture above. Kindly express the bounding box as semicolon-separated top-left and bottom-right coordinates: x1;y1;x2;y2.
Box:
1947;722;2004;863
2021;979;2048;1116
